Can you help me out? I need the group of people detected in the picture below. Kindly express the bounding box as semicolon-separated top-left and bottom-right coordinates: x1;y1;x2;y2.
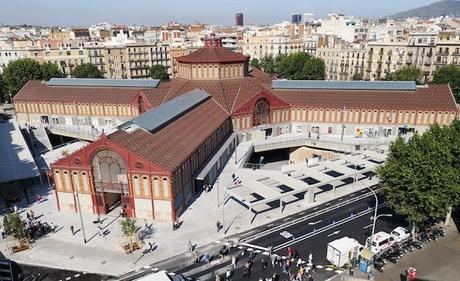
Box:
25;209;55;239
231;173;242;185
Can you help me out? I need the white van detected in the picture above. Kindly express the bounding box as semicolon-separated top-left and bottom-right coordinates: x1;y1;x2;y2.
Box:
366;231;395;254
391;227;411;243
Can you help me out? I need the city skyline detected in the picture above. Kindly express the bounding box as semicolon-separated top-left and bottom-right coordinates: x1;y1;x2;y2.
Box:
0;0;438;26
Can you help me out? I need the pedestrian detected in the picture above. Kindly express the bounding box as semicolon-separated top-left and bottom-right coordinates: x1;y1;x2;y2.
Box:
231;255;237;268
188;240;193;253
215;273;221;281
70;225;75;235
148;241;155;252
144;219;148;229
296;257;302;268
98;226;104;237
216;220;222;232
272;273;280;281
50;222;56;233
261;257;267;271
0;223;5;239
35;193;41;203
225;269;232;280
270;254;276;267
13;205;18;213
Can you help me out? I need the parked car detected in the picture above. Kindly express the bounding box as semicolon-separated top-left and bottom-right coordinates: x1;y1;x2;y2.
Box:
391;227;411;243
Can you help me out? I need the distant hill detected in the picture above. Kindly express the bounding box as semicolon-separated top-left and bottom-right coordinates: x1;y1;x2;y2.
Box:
388;0;460;19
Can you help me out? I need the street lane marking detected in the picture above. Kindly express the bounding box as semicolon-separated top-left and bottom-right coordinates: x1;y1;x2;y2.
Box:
363;224;373;229
338;198;343;201
308;220;322;225
273;203;387;251
74;274;80;278
326;267;333;271
336;270;343;273
316;265;324;268
325;203;331;206
65;278;71;281
350;193;356;197
245;186;381;242
327;230;340;237
280;231;293;239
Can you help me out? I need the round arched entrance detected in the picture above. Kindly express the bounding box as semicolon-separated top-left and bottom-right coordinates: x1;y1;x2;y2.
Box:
92;149;131;215
253;98;270;126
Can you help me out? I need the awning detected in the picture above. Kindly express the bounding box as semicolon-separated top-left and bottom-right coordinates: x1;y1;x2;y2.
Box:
196;132;237;180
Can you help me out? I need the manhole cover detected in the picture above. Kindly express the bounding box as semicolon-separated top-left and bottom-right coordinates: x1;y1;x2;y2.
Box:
235;226;240;230
69;256;74;259
266;216;271;219
101;261;107;265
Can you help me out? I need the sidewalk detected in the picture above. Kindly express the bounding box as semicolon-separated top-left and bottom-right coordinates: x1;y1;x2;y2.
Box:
0;144;377;277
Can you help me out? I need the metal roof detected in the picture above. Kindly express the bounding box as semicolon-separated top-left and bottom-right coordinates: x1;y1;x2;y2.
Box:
272;80;417;91
46;78;160;88
120;89;210;133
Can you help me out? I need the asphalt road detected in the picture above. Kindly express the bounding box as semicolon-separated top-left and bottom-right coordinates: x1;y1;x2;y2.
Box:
0;260;108;281
182;188;408;281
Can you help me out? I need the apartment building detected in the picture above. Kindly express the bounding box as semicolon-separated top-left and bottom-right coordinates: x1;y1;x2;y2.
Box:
86;43;169;79
126;43;169;79
365;33;438;82
433;32;460;71
39;40;89;77
241;31;304;60
317;43;366;80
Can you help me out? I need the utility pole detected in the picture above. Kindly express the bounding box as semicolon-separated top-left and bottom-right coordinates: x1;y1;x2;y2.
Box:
341;106;346;142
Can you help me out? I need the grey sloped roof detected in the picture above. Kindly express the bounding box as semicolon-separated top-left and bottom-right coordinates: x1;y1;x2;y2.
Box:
120;89;210;133
272;80;417;91
46;78;160;88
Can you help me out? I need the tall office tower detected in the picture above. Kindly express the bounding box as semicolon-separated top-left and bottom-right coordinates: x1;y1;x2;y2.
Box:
291;14;302;24
235;13;244;26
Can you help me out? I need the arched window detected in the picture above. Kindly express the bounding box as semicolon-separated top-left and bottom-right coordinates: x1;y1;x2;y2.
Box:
92;150;126;184
253;98;270;126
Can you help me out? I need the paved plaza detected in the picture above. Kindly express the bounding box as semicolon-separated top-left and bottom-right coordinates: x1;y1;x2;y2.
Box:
1;140;383;276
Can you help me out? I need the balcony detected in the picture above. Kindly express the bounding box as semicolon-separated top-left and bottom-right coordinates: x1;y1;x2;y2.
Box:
386;60;391;65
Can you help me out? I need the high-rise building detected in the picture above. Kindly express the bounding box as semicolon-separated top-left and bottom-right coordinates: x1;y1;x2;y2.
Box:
291;14;302;24
235;13;244;26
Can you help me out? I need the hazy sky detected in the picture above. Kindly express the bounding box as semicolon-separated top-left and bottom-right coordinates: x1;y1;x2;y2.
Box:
0;0;439;26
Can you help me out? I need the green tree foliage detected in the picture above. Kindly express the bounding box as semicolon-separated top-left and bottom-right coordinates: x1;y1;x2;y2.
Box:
41;61;64;81
432;65;460;103
3;212;27;241
71;63;103;78
120;217;138;244
276;52;325;80
250;58;261;69
149;64;169;81
377;121;460;227
0;73;5;102
386;66;423;84
2;58;42;98
352;73;363;81
260;55;276;74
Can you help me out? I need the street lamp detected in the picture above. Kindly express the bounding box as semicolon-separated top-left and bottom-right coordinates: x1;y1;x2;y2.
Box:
72;177;87;244
364;186;378;250
340;107;347;142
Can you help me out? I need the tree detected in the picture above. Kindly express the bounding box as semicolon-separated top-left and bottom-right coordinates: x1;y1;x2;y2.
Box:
377;121;460;227
71;63;103;78
352;73;363;81
2;58;42;98
0;73;5;102
250;58;261;69
260;55;276;74
386;66;423;84
149;64;169;81
41;61;64;80
276;52;325;80
120;217;138;246
3;212;27;241
302;57;326;80
432;65;460;103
